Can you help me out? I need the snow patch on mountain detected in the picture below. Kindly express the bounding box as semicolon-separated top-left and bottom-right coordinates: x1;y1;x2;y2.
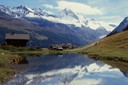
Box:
0;5;115;32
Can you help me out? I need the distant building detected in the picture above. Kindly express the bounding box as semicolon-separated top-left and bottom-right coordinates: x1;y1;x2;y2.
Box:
49;44;63;50
49;43;77;50
62;43;77;49
5;33;30;47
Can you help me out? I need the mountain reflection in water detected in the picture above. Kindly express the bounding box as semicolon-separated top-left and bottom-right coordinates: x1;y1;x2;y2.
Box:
5;54;128;85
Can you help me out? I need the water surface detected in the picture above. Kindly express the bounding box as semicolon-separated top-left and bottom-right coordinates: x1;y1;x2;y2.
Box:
5;54;128;85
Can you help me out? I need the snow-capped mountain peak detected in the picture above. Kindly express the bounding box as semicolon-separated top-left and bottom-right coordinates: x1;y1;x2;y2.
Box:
15;5;34;12
0;5;116;36
0;5;12;15
60;8;73;15
0;5;117;47
0;5;52;18
59;8;79;20
10;5;32;18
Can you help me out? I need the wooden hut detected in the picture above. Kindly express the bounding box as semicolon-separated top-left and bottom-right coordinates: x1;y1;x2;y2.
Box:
5;33;30;47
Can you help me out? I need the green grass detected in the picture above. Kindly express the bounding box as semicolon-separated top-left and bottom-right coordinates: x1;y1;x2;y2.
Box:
0;45;77;55
0;49;19;83
0;68;17;84
76;30;128;60
0;49;10;67
0;45;43;52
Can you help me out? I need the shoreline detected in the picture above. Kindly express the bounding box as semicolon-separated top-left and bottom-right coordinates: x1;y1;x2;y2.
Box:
87;53;128;63
0;49;128;84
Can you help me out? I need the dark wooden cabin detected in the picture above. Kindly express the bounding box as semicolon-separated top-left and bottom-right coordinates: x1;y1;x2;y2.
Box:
5;33;30;47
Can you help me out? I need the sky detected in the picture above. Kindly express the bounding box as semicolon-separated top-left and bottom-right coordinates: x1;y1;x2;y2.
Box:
0;0;128;25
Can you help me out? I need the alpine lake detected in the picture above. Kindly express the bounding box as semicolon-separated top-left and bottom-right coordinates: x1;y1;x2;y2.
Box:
4;54;128;85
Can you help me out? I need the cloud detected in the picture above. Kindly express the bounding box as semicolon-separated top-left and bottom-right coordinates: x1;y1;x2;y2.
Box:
57;1;103;15
97;15;123;25
43;4;54;9
42;1;103;15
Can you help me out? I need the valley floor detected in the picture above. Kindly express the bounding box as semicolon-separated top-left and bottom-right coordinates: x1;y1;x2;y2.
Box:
0;35;128;84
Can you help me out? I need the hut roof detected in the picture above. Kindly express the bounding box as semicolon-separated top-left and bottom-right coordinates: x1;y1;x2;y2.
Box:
5;33;30;40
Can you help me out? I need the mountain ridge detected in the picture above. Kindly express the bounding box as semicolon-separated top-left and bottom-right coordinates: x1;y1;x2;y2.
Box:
108;17;128;36
0;5;114;31
0;5;116;47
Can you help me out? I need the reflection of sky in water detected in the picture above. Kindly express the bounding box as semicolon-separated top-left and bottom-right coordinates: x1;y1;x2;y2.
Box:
5;54;128;85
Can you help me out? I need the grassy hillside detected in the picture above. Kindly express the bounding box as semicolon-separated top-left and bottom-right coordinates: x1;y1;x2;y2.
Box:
79;30;128;60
